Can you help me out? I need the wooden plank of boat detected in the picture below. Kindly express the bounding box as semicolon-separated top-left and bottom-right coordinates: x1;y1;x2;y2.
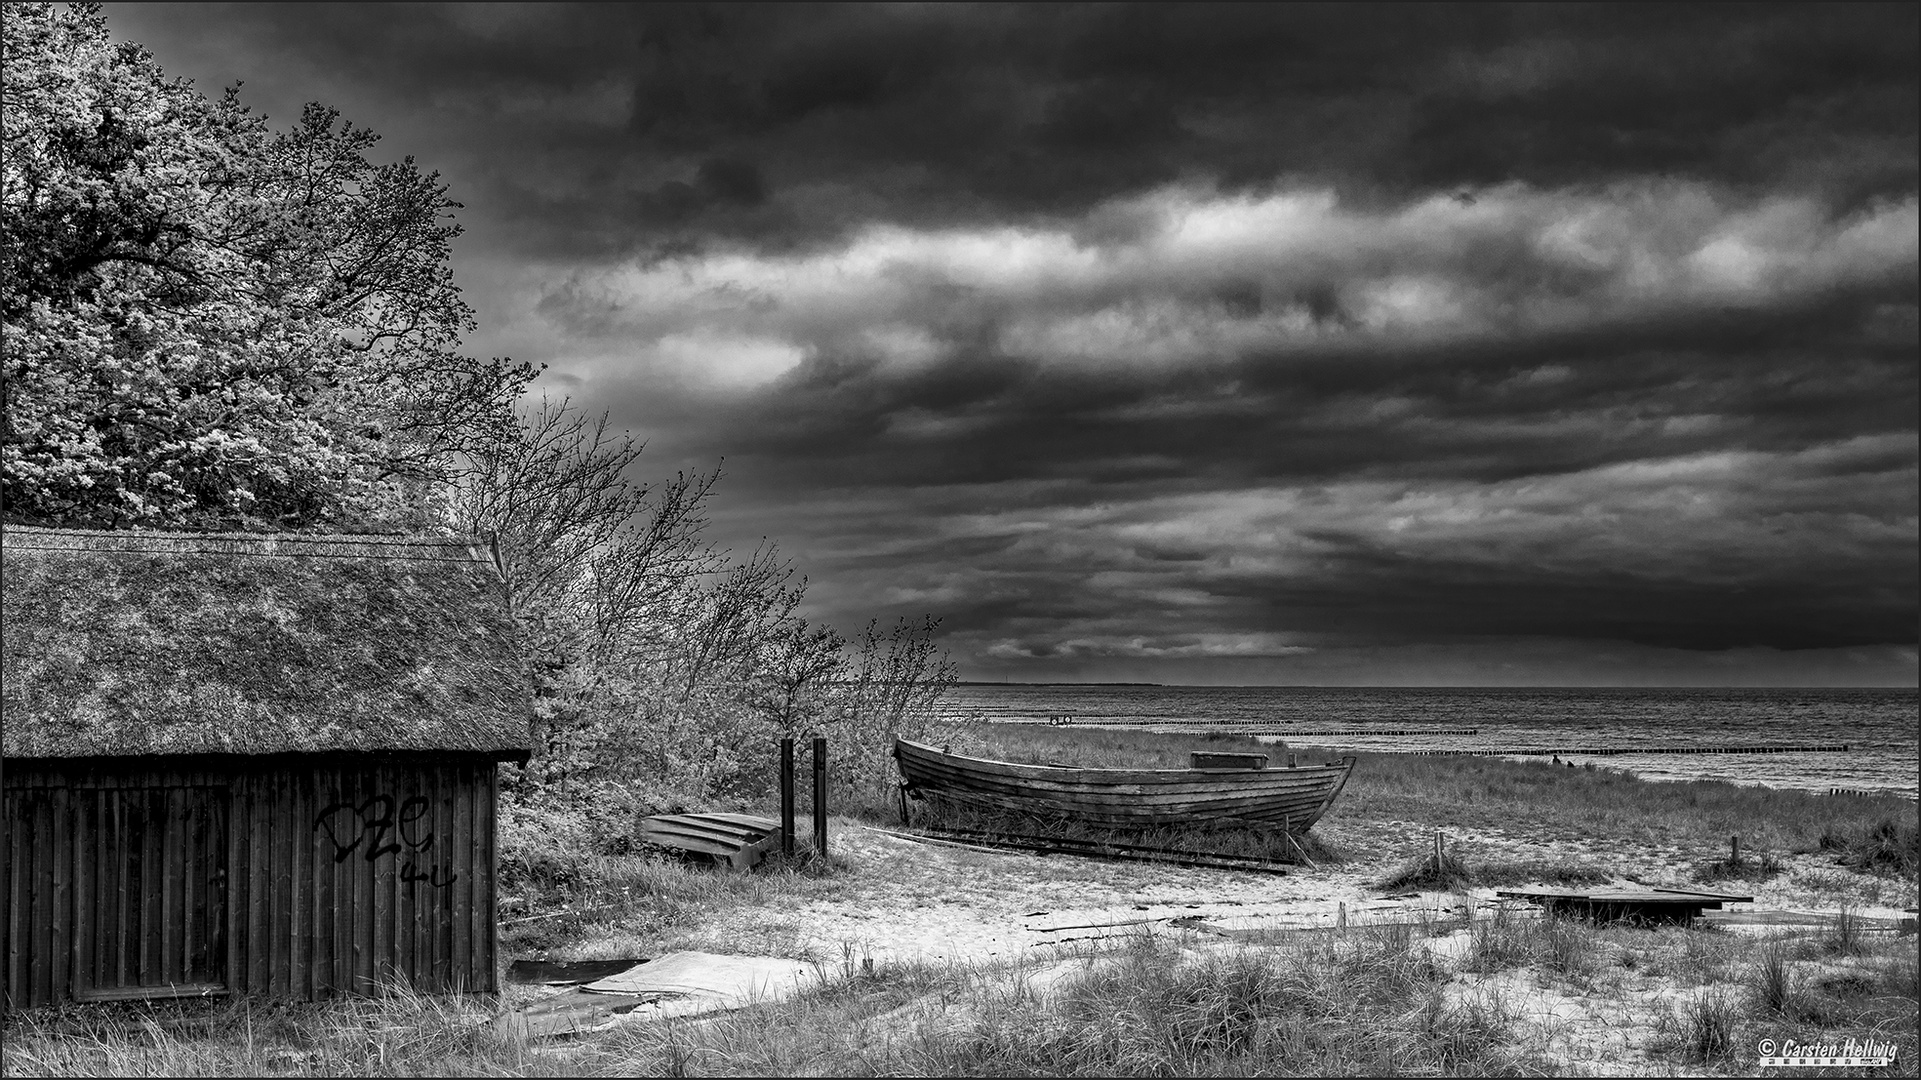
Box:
896;753;1349;797
894;741;1353;783
897;742;1352;786
897;773;1350;810
895;738;1355;832
897;766;1346;806
895;788;1343;823
899;757;1351;794
910;786;1339;826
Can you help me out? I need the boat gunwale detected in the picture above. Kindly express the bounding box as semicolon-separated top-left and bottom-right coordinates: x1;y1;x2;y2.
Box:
894;737;1349;786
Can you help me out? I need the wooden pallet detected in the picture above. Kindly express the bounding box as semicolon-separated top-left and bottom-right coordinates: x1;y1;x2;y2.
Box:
637;813;781;871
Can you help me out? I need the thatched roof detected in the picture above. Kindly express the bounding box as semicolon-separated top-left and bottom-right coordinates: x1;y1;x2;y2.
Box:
2;526;531;759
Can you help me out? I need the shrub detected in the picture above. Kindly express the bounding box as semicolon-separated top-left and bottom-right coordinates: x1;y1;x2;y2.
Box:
1377;842;1471;891
1845;818;1920;876
1693;848;1785;884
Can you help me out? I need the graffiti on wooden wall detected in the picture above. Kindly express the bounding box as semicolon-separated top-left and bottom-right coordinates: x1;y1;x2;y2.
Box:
313;794;458;890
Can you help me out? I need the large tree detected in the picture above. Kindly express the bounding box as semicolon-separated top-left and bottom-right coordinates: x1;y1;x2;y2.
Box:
1;2;530;529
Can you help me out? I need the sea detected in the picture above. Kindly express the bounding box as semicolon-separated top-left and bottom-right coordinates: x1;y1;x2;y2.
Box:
940;686;1920;798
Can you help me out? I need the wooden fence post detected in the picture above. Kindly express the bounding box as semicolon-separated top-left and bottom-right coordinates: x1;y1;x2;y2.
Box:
812;736;828;859
779;738;795;859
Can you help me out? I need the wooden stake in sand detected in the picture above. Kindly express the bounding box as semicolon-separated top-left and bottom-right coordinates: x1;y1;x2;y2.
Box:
1284;831;1318;870
813;735;829;858
780;737;797;858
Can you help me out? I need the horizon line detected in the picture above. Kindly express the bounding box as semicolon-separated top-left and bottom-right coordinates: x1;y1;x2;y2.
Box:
950;681;1919;690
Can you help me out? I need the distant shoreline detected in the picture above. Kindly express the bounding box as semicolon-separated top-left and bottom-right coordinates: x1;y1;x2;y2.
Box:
954;681;1165;687
951;682;1917;691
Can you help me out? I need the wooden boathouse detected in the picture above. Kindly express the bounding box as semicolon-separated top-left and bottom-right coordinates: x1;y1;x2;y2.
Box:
1;527;531;1008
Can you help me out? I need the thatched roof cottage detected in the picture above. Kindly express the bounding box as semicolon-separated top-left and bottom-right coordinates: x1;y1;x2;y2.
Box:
1;526;531;1007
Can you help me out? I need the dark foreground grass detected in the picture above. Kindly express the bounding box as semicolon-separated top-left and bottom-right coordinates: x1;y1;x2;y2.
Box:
9;923;1912;1077
0;930;1542;1077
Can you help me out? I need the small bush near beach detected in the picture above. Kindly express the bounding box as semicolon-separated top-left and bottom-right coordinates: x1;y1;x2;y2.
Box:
1821;817;1921;877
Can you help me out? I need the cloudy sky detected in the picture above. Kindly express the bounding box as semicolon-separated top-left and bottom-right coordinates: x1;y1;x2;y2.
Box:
109;3;1917;685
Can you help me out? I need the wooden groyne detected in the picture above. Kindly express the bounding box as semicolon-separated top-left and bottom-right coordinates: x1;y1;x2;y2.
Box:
1277;729;1480;737
1409;744;1850;757
1032;720;1480;736
1826;787;1917;800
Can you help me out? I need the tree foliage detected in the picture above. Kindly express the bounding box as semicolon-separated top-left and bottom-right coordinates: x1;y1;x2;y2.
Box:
1;2;531;529
3;3;961;833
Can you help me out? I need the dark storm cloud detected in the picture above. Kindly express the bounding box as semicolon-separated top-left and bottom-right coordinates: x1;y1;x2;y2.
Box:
104;3;1920;682
113;3;1918;255
564;178;1915;659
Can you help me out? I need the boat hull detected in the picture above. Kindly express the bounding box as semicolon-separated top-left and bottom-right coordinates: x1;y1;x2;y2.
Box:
893;738;1354;832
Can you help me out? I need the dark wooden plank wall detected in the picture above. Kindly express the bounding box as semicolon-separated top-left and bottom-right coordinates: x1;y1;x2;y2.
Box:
1;757;499;1009
68;785;228;1000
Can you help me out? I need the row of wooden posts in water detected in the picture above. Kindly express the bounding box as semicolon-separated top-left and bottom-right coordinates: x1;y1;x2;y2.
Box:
1409;744;1852;757
1028;717;1852;759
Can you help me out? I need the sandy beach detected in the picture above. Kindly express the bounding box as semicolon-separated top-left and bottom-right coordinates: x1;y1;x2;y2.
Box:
654;814;1917;971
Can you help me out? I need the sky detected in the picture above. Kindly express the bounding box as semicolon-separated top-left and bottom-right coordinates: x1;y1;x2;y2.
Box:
105;3;1918;686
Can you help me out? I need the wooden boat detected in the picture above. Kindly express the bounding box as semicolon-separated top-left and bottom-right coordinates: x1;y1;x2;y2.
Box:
893;738;1355;833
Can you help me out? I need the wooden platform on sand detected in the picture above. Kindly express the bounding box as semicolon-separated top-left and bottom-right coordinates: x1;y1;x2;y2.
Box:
1497;886;1753;925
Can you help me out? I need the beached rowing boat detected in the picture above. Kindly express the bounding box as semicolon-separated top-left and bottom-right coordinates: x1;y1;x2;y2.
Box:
893;737;1356;833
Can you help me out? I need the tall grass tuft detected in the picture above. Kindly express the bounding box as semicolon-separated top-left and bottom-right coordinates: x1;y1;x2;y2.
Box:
1828;905;1864;957
1465;903;1535;972
1669;988;1738;1064
1750;937;1800;1017
1463;905;1599;982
